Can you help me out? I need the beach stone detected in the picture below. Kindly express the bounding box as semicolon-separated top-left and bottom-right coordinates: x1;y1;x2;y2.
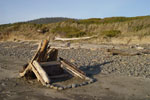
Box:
57;87;64;90
79;84;83;86
63;86;67;89
53;86;58;90
71;84;77;88
136;47;144;50
82;82;88;85
67;85;72;89
1;83;6;87
1;41;150;83
50;85;54;88
88;79;95;84
46;84;50;88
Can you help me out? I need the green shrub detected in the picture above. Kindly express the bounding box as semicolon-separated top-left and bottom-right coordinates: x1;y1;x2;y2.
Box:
52;26;86;38
133;25;144;31
76;16;150;25
77;18;101;24
102;30;121;38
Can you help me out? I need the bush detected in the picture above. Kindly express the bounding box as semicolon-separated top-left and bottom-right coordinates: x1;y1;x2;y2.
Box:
102;30;121;38
51;26;86;38
77;18;101;24
76;16;150;25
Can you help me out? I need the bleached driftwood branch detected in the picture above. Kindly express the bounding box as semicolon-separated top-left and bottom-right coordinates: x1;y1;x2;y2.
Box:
54;35;97;41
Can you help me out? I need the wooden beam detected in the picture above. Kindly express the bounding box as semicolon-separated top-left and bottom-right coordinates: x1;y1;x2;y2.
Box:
59;57;90;80
38;39;49;62
40;61;60;67
31;41;42;62
29;63;46;85
33;60;50;84
19;41;42;77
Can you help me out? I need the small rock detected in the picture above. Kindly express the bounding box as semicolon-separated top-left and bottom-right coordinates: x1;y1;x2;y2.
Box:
63;86;67;89
53;86;58;90
130;46;134;48
79;84;83;86
70;59;75;63
66;85;72;89
46;84;50;88
88;79;95;84
57;87;64;90
90;48;96;51
66;42;71;47
82;82;88;85
1;83;6;86
136;47;144;50
50;85;54;88
88;81;92;84
71;84;77;88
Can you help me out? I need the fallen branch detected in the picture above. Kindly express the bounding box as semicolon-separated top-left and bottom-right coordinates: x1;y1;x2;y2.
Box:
54;35;98;41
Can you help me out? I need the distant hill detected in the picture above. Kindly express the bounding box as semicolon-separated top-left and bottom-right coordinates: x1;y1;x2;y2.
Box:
27;17;75;24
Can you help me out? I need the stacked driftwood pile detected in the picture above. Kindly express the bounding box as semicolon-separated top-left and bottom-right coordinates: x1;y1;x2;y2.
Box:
19;39;94;90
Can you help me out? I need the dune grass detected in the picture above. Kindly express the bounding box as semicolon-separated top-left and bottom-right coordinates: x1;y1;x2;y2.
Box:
0;16;150;44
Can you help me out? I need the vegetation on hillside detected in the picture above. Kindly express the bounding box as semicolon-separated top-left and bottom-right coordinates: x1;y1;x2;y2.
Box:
102;30;121;38
27;17;75;24
51;26;86;38
0;16;150;42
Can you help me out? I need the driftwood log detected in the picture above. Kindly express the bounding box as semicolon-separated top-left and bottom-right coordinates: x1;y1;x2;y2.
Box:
107;49;141;56
54;35;97;41
59;57;90;80
33;61;50;83
38;39;49;62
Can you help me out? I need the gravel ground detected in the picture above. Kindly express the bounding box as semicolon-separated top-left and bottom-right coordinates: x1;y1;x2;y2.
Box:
0;41;150;79
0;41;150;100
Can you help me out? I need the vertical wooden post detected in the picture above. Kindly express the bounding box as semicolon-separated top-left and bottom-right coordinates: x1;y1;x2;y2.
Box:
38;39;49;62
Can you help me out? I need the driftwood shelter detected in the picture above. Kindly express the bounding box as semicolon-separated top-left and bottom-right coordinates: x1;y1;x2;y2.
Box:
19;39;94;90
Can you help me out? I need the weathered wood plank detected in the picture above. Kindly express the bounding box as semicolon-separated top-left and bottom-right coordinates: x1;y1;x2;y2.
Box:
19;41;42;77
59;57;90;80
38;39;49;62
31;41;42;62
29;63;46;85
54;35;98;41
33;61;50;84
40;61;60;67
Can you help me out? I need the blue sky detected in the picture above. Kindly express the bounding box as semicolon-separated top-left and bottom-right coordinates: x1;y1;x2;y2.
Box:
0;0;150;24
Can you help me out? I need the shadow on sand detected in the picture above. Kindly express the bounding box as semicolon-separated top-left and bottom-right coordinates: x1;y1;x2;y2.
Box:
80;61;113;79
52;61;113;83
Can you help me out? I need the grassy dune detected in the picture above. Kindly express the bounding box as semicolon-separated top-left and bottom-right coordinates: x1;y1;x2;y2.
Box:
0;16;150;44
